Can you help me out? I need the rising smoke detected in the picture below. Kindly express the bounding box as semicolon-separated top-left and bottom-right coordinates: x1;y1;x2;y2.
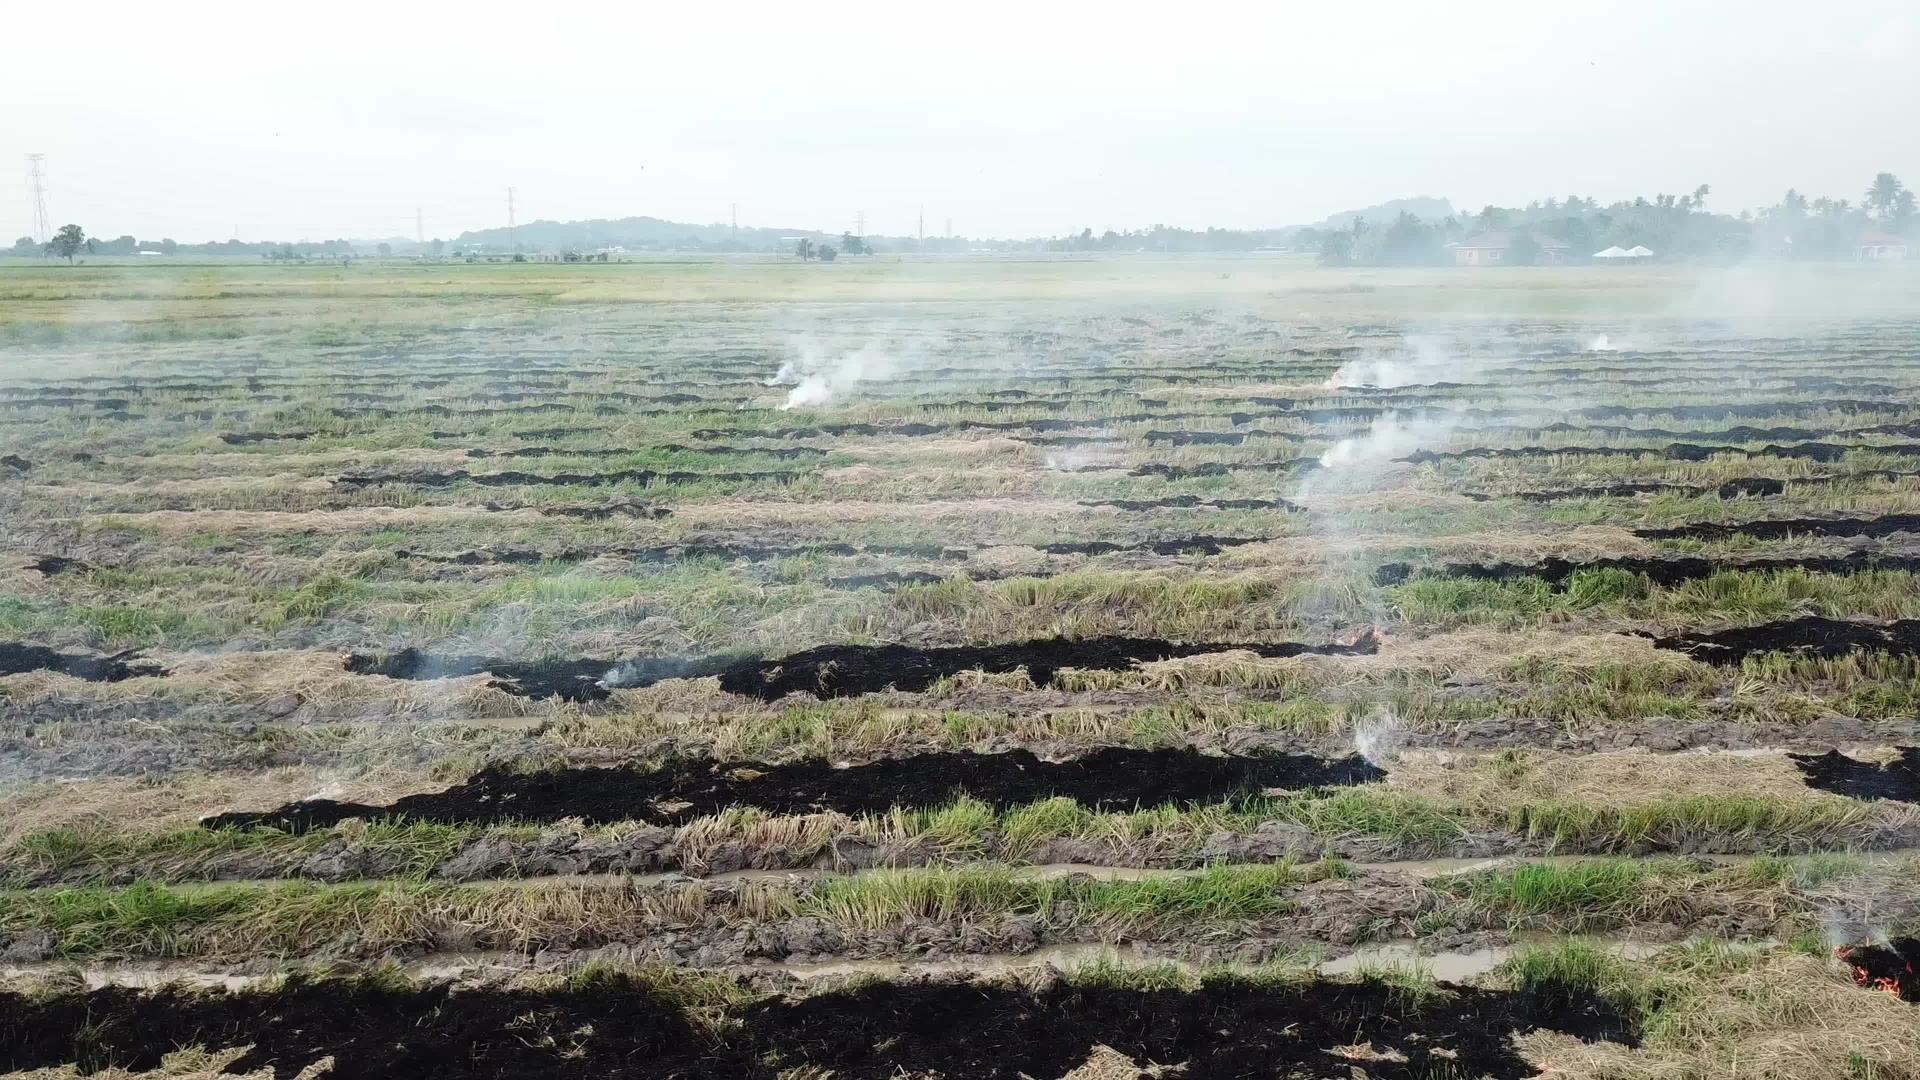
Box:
1315;413;1449;471
1325;334;1457;388
766;337;906;410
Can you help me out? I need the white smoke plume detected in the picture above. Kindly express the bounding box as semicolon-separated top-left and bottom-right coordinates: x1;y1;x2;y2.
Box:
1325;334;1456;388
1351;706;1406;769
1586;334;1621;352
1315;413;1444;471
769;338;904;410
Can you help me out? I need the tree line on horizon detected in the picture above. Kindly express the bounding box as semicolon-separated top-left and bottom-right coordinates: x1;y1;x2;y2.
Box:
11;173;1914;264
1307;173;1914;266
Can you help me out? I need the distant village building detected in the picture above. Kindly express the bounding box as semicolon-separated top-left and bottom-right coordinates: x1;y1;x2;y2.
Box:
1448;231;1571;266
1858;231;1908;260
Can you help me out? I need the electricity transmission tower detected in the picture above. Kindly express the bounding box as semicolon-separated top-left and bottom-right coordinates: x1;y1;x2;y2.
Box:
415;207;424;246
507;187;518;253
25;154;50;244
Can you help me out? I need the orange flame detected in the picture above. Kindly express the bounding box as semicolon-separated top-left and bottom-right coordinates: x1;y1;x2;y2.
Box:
1838;944;1911;999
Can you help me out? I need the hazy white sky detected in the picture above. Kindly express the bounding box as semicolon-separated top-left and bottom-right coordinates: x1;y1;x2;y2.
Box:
6;0;1917;241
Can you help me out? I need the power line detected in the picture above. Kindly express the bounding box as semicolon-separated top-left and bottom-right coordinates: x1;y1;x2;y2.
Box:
25;154;49;244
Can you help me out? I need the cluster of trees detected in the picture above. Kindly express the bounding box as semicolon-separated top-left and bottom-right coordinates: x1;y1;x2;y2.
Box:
9;226;364;261
1309;173;1913;265
1044;225;1292;253
794;232;871;262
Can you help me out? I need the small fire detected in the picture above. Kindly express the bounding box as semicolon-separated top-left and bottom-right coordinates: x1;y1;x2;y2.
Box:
1837;941;1920;1001
1335;626;1387;650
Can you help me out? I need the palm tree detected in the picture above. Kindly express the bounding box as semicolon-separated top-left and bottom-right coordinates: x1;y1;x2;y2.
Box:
1692;184;1710;212
1865;173;1907;222
1892;190;1918;233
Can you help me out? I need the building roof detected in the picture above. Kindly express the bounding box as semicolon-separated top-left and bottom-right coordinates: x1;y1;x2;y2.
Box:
1859;231;1908;245
1451;230;1570;251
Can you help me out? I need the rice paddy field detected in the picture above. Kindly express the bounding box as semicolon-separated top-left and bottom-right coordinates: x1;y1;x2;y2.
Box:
4;255;1920;1077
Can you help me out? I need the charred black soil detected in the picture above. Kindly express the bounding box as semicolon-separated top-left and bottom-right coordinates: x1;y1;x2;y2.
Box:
1403;442;1920;465
0;974;1635;1080
202;746;1384;831
342;649;738;701
387;538;965;569
1838;938;1920;1001
713;634;1376;700
1638;513;1920;542
1792;747;1920;804
21;554;90;576
0;643;165;682
334;466;801;491
217;431;316;444
1636;616;1920;665
1079;495;1300;512
1031;535;1268;556
344;634;1374;701
1462;477;1787;503
1376;551;1920;589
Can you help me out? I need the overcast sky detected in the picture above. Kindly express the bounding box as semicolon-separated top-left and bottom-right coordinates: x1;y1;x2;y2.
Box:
6;1;1917;242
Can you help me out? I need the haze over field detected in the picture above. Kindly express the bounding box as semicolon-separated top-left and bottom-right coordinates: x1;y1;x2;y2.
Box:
5;0;1918;241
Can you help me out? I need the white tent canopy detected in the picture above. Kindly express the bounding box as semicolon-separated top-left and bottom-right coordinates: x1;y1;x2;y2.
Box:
1592;246;1630;258
1625;245;1654;257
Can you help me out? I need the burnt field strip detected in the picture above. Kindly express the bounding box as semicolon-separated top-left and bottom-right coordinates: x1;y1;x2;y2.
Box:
1638;615;1920;664
347;634;1377;700
11;268;1920;1078
0;975;1634;1080
1375;550;1920;589
1638;512;1920;542
0;642;164;682
1793;747;1920;803
203;747;1384;831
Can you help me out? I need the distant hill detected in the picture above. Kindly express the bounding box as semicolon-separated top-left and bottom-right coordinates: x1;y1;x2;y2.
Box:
452;216;841;253
1301;196;1455;231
